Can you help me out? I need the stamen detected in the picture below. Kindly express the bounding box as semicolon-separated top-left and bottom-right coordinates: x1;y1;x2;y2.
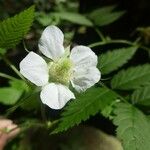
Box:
48;58;73;86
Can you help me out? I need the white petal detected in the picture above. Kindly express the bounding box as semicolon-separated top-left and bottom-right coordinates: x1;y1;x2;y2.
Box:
70;45;97;68
20;52;49;86
40;83;75;109
71;67;101;92
38;25;65;60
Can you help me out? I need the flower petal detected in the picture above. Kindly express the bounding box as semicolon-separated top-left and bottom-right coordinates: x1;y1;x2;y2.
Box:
40;83;75;109
71;67;101;92
38;25;65;60
70;45;97;68
20;52;49;86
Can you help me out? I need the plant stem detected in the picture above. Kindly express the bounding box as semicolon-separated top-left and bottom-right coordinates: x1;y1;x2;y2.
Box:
0;72;17;80
88;39;135;48
88;38;150;53
1;55;25;80
23;40;30;52
95;27;106;42
41;102;47;122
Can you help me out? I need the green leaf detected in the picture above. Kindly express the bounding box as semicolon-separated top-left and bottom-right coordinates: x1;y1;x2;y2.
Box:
89;5;125;26
52;87;118;133
101;100;118;119
10;80;40;110
113;103;150;150
0;47;6;55
131;85;150;106
35;12;54;26
89;5;117;17
0;88;23;105
147;115;150;122
111;64;150;90
20;92;40;111
0;79;27;105
9;79;28;92
53;12;93;26
0;5;35;49
99;46;137;75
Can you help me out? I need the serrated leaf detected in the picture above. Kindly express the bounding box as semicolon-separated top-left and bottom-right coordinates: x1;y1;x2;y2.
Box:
111;64;150;90
52;87;118;133
89;5;125;26
99;46;137;75
0;88;23;105
131;85;150;106
53;12;93;26
113;103;150;150
101;100;118;119
0;5;35;49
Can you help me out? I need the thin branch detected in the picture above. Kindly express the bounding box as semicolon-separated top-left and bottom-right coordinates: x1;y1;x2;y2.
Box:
0;72;17;80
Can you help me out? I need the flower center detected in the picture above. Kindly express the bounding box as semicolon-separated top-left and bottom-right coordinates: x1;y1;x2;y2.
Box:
48;58;73;86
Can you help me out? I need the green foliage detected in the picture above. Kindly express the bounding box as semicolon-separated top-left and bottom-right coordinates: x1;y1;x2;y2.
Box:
53;12;93;26
113;103;150;150
20;92;40;111
0;5;35;49
36;12;93;26
111;64;150;90
0;79;27;105
10;81;40;111
53;87;118;133
9;79;29;91
0;88;22;105
0;2;149;149
0;47;6;54
89;5;125;26
36;5;124;28
90;5;117;16
131;85;150;106
36;12;54;26
101;100;118;119
98;46;137;75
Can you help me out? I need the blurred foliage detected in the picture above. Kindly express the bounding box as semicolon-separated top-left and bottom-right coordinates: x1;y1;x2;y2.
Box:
0;0;150;150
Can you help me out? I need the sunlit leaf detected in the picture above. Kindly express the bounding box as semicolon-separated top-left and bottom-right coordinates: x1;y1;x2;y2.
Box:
0;5;35;49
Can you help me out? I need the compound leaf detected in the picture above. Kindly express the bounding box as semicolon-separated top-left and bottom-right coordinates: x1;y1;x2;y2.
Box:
113;103;150;150
0;5;35;49
111;64;150;90
53;87;118;133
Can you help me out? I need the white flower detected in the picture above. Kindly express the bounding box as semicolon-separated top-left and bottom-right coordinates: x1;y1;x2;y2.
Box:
19;26;101;109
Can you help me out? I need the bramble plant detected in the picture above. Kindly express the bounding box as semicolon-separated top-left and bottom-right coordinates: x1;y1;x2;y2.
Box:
0;3;150;150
